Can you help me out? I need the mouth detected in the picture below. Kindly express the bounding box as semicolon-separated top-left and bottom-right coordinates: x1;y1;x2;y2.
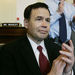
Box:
40;30;48;34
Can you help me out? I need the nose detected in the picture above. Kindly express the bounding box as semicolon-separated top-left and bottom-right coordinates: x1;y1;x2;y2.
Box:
41;21;47;28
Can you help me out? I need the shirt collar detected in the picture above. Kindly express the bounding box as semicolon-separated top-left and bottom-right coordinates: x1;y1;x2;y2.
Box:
27;34;45;53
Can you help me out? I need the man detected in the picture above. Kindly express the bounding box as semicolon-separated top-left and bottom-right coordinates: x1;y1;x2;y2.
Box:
44;0;75;45
0;2;74;75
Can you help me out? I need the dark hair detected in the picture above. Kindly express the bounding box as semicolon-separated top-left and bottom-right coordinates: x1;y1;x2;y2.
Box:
24;2;50;20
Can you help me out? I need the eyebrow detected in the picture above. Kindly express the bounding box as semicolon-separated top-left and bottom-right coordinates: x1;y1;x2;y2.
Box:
36;16;50;19
35;16;43;18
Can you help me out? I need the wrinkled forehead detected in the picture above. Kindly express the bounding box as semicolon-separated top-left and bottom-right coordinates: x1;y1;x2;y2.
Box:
31;8;50;17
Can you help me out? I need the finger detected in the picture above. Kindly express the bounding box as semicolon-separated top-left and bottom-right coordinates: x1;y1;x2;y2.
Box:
59;51;74;65
53;55;64;65
53;56;66;68
69;40;74;50
59;60;66;69
59;50;73;59
53;55;62;63
62;43;73;53
61;57;73;65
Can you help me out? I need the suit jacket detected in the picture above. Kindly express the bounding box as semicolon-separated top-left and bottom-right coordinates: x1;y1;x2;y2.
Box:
0;35;61;75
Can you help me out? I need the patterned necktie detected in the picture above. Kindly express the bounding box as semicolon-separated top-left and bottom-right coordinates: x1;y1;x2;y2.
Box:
59;13;67;43
37;45;50;75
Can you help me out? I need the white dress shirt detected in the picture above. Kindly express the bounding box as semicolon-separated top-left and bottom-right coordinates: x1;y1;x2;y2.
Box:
27;36;49;66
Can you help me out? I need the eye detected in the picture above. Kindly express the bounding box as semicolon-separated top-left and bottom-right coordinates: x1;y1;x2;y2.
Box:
46;18;50;23
35;16;43;21
36;18;42;20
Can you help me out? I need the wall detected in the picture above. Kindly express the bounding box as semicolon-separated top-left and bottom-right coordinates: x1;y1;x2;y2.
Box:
16;0;38;26
0;0;43;26
0;0;16;23
66;0;73;3
16;0;73;26
16;0;45;26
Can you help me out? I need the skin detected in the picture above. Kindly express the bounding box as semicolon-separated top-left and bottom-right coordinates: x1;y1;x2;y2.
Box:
57;0;65;14
60;40;74;75
24;8;74;75
47;40;74;75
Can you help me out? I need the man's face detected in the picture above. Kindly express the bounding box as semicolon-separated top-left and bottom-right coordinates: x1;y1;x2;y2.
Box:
25;8;50;41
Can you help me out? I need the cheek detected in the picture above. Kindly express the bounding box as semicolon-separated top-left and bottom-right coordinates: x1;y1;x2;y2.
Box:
48;25;50;31
29;25;37;33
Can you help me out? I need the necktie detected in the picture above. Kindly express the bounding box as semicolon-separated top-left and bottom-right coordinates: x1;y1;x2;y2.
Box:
59;13;67;43
37;46;50;75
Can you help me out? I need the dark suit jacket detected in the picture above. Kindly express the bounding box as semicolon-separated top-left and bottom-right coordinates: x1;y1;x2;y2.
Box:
0;35;61;75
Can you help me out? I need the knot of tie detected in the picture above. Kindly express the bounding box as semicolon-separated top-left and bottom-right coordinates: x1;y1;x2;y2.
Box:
37;45;43;53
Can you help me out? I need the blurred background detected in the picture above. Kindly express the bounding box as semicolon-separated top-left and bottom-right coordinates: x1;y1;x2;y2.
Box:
0;0;74;26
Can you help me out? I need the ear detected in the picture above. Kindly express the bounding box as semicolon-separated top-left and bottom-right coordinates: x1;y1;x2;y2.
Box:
24;18;29;29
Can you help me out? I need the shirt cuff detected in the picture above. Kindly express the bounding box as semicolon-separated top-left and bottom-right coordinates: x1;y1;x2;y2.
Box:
72;69;74;75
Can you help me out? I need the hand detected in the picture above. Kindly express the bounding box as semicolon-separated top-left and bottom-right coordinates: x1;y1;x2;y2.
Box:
47;55;66;75
59;40;74;74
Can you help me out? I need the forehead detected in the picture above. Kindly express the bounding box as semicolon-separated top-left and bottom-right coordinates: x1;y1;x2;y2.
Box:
31;8;50;18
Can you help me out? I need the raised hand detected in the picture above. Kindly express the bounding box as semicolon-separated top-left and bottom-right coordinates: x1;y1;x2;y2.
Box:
59;40;74;74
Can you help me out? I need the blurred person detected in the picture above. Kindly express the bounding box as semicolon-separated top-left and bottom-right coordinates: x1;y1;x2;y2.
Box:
44;0;75;45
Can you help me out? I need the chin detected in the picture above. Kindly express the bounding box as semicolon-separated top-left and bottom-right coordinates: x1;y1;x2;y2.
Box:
39;35;48;40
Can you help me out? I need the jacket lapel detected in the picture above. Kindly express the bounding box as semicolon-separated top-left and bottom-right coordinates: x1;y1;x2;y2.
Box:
44;38;61;68
20;36;41;75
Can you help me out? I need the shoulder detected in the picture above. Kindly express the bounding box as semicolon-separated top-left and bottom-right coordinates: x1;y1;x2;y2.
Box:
0;35;28;52
44;37;61;50
44;37;61;61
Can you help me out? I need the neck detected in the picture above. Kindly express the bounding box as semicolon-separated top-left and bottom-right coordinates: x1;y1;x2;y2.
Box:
27;34;42;44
